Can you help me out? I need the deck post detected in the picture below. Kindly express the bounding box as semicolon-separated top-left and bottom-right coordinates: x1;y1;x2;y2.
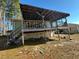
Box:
42;16;45;28
56;20;60;40
21;19;24;45
65;18;70;40
50;21;53;28
42;15;46;40
3;12;6;35
50;21;53;38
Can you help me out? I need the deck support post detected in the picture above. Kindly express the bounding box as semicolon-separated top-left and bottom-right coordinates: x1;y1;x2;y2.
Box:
50;21;53;38
22;33;24;45
3;12;6;35
56;20;60;40
21;19;24;45
42;16;46;40
65;18;70;40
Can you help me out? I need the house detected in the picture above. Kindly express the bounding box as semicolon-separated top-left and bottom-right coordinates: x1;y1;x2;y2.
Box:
0;3;70;46
68;24;79;33
20;4;70;44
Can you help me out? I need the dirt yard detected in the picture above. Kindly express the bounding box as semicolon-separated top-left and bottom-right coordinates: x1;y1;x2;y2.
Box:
0;34;79;59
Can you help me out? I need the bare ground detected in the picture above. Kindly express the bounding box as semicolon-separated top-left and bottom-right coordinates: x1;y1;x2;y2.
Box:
0;34;79;59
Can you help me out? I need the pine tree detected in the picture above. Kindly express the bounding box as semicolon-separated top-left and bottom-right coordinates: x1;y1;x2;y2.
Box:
0;0;22;19
6;0;22;19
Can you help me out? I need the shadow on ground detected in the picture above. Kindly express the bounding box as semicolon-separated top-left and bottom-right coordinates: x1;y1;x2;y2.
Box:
0;38;55;51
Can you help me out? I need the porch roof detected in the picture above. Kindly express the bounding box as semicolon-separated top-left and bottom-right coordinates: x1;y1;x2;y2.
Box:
20;4;70;21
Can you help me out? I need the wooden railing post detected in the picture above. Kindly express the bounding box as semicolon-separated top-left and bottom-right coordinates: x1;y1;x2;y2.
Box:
42;16;45;28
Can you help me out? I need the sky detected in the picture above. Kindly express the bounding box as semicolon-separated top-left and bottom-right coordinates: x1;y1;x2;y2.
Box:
20;0;79;24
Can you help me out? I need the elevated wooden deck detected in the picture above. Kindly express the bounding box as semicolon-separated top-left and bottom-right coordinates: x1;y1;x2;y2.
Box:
22;27;68;33
22;28;55;33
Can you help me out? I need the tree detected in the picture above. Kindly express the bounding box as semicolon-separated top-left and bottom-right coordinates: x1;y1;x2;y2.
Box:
0;0;6;19
0;0;22;19
6;0;23;19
